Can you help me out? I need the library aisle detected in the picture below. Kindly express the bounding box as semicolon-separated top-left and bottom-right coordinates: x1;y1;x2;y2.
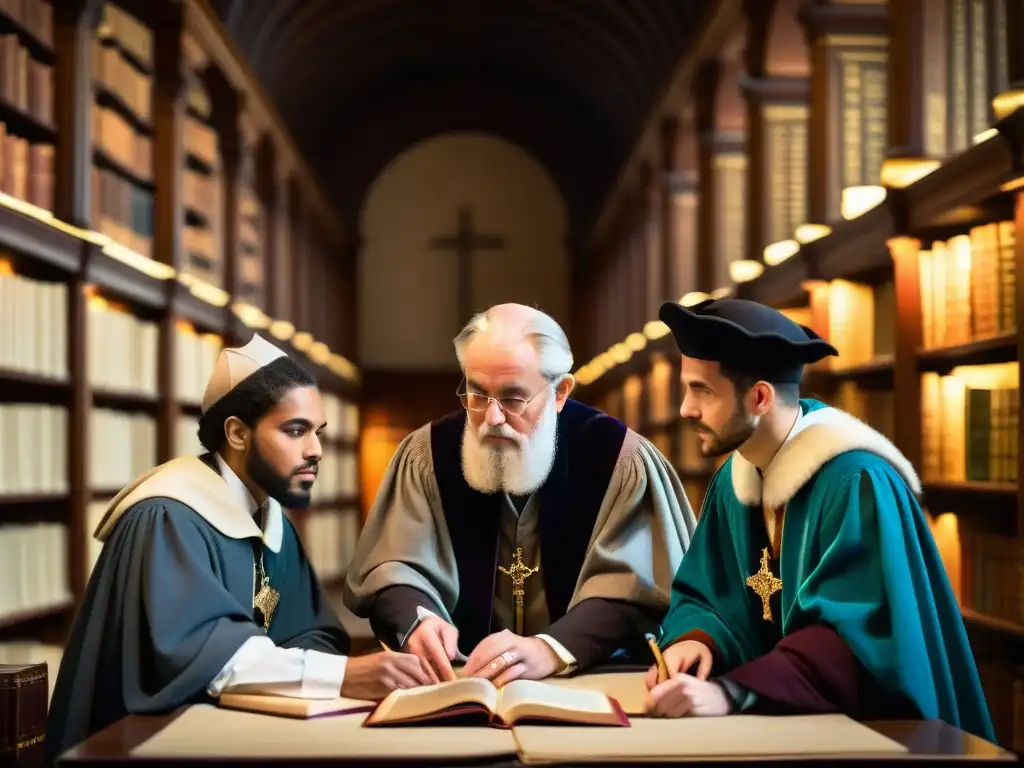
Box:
570;0;1024;750
0;0;364;701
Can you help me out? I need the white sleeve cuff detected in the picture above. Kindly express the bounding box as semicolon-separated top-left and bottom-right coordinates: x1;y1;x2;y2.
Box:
300;650;349;698
535;633;577;676
206;636;348;699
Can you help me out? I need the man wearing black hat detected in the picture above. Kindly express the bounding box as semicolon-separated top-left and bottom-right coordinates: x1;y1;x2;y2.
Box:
642;298;994;741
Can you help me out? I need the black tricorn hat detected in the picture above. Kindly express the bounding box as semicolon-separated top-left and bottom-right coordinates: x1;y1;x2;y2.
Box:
658;298;838;383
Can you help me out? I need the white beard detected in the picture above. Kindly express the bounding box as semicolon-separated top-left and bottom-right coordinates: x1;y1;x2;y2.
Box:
461;397;558;495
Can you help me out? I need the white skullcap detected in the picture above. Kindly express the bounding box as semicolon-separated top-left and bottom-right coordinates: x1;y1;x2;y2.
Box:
201;333;288;414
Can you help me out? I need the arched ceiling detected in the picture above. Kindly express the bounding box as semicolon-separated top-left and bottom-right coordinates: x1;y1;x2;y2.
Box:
209;0;712;239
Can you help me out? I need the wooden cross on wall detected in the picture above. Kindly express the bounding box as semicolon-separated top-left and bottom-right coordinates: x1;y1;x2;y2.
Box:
428;205;506;325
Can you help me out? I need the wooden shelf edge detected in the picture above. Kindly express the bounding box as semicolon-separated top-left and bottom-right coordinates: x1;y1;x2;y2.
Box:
0;599;73;631
92;388;160;413
907;109;1024;233
916;333;1017;371
0;492;68;507
962;608;1024;642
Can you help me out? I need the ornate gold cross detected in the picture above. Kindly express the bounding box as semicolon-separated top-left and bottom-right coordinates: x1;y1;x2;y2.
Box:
745;547;782;622
498;546;539;635
253;550;280;630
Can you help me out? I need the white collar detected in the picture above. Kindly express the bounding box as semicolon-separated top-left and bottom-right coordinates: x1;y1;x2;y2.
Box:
214;453;284;552
730;405;921;509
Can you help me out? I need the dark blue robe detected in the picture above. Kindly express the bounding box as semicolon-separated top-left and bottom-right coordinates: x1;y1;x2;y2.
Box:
45;457;348;762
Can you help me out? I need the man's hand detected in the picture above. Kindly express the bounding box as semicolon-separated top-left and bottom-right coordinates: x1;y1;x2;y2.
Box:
340;651;431;700
462;630;561;687
644;639;713;689
645;673;732;717
404;616;460;683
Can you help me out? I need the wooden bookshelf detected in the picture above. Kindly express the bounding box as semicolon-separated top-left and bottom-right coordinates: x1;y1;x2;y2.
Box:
571;0;1024;749
0;0;363;685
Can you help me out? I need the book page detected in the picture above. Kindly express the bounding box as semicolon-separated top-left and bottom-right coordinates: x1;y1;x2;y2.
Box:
544;672;649;715
498;679;615;724
370;677;497;723
513;714;909;763
218;692;375;718
132;704;517;759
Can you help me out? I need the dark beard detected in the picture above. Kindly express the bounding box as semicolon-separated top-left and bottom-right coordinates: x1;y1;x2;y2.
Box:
246;436;315;509
688;407;757;458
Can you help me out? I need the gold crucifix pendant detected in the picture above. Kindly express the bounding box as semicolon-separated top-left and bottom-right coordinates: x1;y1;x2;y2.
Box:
498;546;539;635
745;547;783;622
253;552;280;630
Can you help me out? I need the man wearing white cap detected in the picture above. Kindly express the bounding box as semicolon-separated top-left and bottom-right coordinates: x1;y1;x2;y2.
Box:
46;334;428;760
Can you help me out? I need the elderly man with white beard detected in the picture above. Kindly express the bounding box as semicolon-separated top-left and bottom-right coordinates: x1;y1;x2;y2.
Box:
343;303;697;687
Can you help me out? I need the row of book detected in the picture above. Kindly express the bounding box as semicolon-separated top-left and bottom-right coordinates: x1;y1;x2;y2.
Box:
921;370;1019;484
185;115;217;172
0;403;66;496
87;409;156;491
0;122;52;210
0;0;53;49
976;661;1024;752
0;522;71;622
323;393;360;441
176;326;221;406
92;164;153;258
0;33;52;126
93;33;150;126
87;295;159;396
296;506;361;582
310;448;357;503
184;167;219;221
93;103;151;183
96;2;149;71
0;267;66;380
920;221;1016;349
961;528;1022;628
182;225;221;288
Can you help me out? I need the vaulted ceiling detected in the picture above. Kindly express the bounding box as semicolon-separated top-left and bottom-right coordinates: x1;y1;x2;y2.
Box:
208;0;713;240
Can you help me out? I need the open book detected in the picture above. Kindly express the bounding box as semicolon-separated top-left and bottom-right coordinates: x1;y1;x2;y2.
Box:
217;692;376;719
364;677;629;728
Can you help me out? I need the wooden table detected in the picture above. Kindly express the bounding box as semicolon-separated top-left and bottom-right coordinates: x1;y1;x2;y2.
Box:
57;710;1016;767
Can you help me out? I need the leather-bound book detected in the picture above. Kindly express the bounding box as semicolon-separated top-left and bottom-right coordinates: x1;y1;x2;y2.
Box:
0;663;47;766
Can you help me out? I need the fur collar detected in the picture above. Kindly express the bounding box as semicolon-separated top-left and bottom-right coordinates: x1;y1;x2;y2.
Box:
730;405;922;509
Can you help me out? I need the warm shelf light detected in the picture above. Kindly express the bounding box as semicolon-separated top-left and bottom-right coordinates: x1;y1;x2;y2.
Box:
102;239;175;280
973;128;999;145
710;286;732;300
794;223;831;244
763;239;799;267
728;259;764;283
232;302;271;329
643;320;671;339
841;185;886;220
609;342;632;364
328;353;360;382
679;291;709;307
598;350;616;370
308;341;331;365
291;331;314;352
625;332;647;351
880;157;940;188
992;89;1024;120
269;319;296;341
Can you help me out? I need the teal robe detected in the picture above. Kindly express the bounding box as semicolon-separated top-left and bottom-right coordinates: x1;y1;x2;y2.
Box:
660;399;994;742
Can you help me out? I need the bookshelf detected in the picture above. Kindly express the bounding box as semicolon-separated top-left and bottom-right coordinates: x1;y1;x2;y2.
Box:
572;0;1024;749
0;0;363;699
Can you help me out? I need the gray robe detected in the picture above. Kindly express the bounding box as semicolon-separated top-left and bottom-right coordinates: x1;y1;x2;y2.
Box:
343;421;696;672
